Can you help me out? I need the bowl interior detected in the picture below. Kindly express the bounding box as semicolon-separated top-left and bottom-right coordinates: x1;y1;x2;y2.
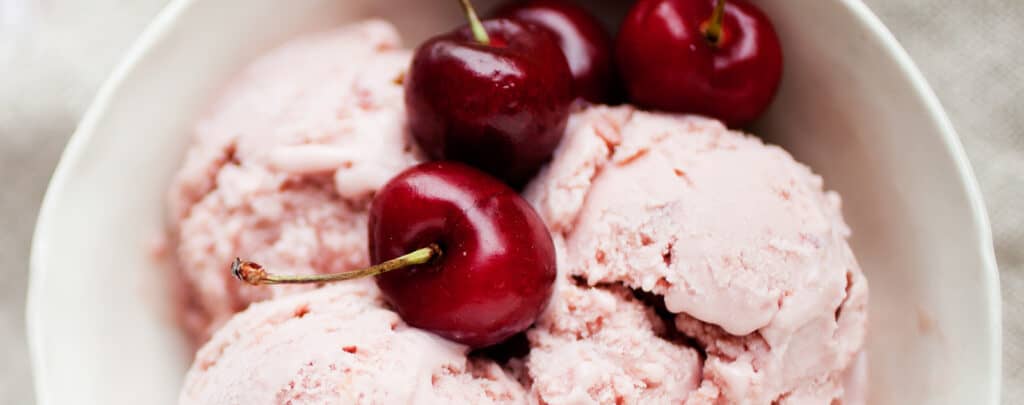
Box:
29;0;999;404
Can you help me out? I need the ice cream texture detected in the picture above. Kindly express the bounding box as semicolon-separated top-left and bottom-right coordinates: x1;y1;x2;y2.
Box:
174;20;867;404
523;106;867;404
166;20;422;342
179;283;527;404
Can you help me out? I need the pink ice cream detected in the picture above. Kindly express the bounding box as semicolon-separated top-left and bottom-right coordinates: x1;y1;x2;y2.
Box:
166;20;422;341
179;283;527;404
523;106;868;403
525;281;704;403
173;20;868;404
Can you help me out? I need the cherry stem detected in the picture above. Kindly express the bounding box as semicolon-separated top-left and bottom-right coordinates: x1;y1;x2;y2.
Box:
233;244;442;286
458;0;490;45
703;0;727;46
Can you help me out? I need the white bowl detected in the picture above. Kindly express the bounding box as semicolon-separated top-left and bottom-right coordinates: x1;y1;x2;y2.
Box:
28;0;1001;403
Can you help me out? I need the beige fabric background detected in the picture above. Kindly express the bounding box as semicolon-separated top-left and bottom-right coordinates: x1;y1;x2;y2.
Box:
0;0;1020;403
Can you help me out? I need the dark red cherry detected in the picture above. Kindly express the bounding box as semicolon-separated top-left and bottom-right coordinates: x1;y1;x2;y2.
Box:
368;162;557;348
616;0;782;127
493;0;615;103
231;163;557;348
405;13;573;187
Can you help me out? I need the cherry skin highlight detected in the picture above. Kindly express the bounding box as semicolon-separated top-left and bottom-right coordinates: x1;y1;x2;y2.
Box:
368;161;557;348
616;0;783;127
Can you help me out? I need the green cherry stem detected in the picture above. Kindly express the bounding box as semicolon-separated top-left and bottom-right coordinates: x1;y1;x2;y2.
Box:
233;244;442;285
702;0;727;46
459;0;490;45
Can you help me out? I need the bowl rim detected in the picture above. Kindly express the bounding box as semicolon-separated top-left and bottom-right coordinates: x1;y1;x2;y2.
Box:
26;0;199;402
26;0;1002;403
845;4;1002;402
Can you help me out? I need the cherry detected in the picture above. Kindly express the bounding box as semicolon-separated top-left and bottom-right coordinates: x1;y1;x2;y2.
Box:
405;0;573;187
493;0;615;103
234;162;557;348
369;161;557;347
616;0;782;127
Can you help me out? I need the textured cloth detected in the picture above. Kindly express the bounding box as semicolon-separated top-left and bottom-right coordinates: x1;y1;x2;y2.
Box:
0;0;1020;404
